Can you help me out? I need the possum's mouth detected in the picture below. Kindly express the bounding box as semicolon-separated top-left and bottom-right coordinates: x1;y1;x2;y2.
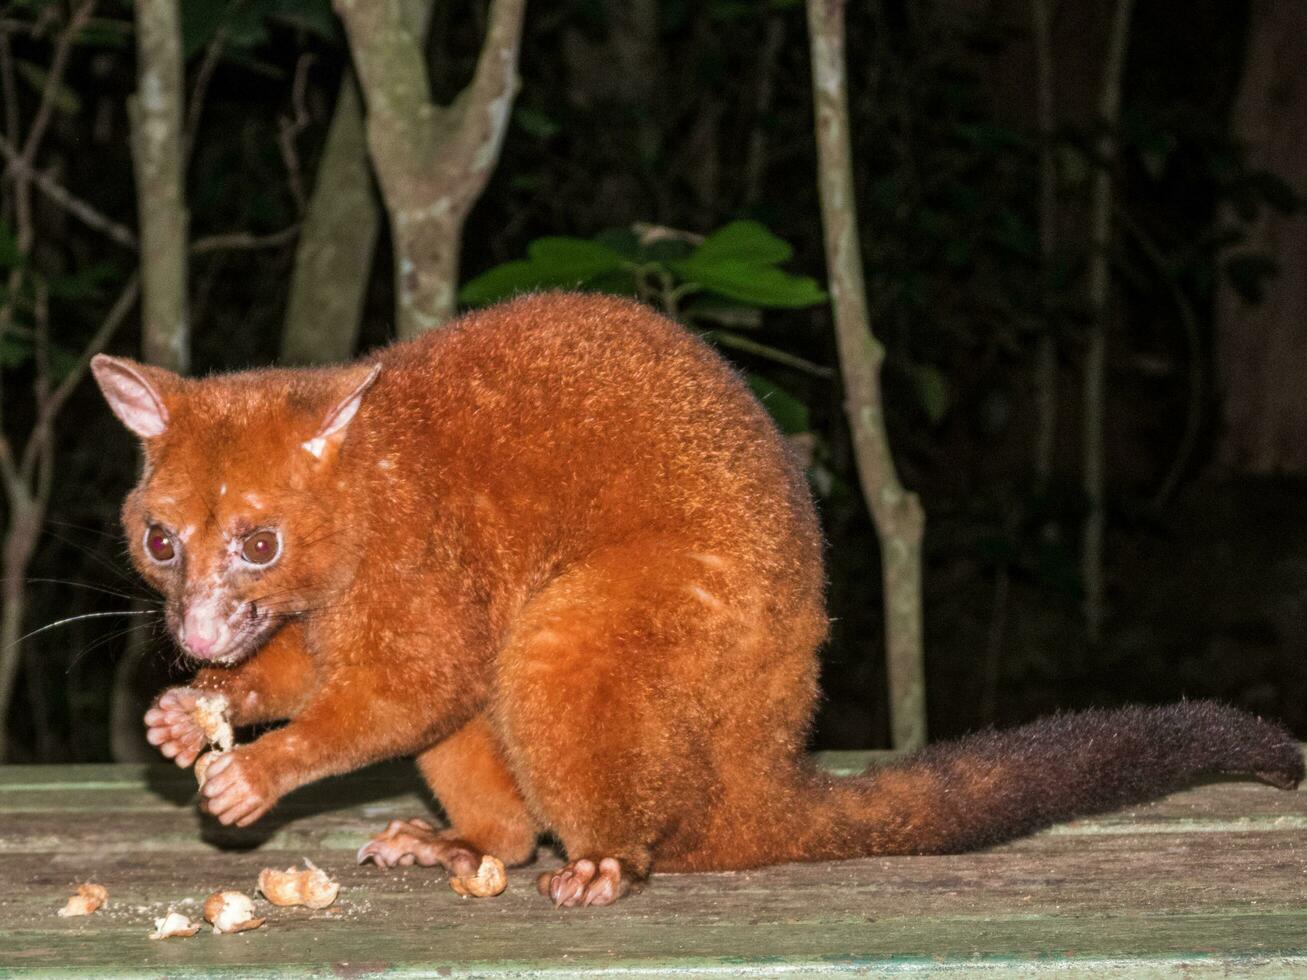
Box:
169;602;280;666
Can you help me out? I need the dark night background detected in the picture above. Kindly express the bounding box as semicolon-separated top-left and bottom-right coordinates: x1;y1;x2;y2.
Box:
3;0;1306;762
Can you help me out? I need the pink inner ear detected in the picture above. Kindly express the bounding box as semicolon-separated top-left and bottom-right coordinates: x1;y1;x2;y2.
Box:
92;358;168;438
316;363;382;442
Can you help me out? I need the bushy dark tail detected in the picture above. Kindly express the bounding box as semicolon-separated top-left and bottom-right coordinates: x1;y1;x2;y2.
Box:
772;701;1302;863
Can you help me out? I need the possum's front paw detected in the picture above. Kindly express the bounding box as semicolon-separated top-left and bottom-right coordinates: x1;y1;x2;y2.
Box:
198;748;283;827
144;687;210;769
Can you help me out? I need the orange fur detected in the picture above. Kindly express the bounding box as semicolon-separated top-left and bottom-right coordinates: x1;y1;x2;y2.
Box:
93;292;1302;906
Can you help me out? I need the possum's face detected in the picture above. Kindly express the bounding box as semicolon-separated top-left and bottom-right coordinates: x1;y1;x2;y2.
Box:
92;355;379;664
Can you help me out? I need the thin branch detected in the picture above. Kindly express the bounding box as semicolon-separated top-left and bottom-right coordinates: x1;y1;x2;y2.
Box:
706;330;835;378
31;280;49;408
30;282;53;506
13;0;96;192
806;0;926;750
184;27;226;167
633;222;706;247
1081;0;1135;642
278;52;316;213
0;134;137;247
0;30;18;199
18;275;139;483
0;439;17;509
1032;0;1058;488
191;225;300;256
44;275;140;421
1114;205;1204;507
744;14;786;205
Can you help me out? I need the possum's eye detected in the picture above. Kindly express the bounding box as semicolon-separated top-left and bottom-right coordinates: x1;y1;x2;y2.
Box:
241;530;280;566
144;525;177;564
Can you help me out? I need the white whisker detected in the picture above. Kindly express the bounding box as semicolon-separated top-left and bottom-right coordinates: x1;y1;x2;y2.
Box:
11;610;158;649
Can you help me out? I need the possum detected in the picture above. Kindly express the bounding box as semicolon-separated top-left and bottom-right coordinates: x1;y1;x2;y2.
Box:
93;291;1303;907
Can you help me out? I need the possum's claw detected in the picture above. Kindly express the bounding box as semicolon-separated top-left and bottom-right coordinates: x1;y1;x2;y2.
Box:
538;857;634;908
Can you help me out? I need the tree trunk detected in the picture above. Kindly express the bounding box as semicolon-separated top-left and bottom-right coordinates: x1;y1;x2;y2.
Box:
129;0;188;373
280;75;378;365
807;0;927;751
1217;0;1307;474
335;0;526;337
114;0;189;761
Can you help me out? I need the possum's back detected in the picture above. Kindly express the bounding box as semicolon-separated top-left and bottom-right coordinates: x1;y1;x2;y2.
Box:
371;292;822;576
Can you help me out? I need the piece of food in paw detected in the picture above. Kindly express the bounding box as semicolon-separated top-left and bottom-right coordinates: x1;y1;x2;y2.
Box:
194;750;224;789
149;911;200;939
56;882;107;917
203;890;266;934
257;858;340;909
449;855;507;898
192;694;234;752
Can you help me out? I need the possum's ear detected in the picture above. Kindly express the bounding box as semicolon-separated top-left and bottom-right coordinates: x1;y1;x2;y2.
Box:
91;354;178;439
301;363;382;460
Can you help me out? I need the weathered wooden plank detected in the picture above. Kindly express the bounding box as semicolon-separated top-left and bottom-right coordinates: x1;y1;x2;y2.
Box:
1;757;1305;976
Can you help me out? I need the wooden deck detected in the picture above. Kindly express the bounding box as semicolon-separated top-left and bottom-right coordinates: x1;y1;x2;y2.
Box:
2;751;1306;977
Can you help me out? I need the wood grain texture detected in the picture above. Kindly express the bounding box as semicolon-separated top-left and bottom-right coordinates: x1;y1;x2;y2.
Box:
1;753;1305;976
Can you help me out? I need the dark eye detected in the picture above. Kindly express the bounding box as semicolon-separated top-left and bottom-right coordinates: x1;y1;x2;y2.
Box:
241;530;280;565
144;525;176;563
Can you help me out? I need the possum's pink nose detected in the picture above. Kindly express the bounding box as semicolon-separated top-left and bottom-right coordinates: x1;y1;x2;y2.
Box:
181;608;230;658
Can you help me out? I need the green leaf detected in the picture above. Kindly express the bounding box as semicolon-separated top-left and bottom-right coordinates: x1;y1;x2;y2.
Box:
76;19;132;49
0;334;29;369
913;364;950;425
527;237;627;274
688;220;793;267
671;221;825;308
459;237;627;306
582;268;640;297
45;262;121;301
747;374;810;435
591;227;643;262
513;106;561;140
642;236;695;263
458;261;544;306
671;258;826;308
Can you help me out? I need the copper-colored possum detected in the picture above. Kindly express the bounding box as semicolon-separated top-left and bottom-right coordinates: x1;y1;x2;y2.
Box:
92;292;1302;907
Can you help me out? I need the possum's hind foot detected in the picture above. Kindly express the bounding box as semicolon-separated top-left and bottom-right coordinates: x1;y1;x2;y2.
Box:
537;857;643;908
357;818;481;877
